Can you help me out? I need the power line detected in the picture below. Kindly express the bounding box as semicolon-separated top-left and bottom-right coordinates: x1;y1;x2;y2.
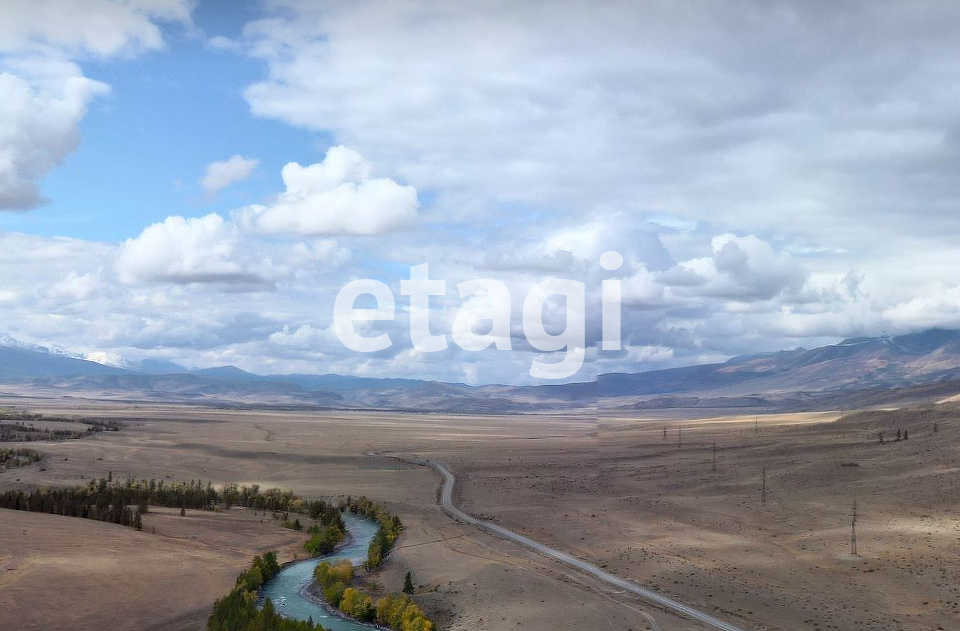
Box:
850;500;859;557
761;467;767;506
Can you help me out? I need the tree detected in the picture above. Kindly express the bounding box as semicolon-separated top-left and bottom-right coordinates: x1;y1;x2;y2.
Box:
403;571;414;594
341;588;374;621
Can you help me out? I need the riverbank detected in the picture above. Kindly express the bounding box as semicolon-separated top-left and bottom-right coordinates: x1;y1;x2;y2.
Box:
257;512;381;631
261;500;435;631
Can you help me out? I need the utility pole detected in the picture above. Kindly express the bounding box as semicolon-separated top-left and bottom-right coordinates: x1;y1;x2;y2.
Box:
663;426;667;442
761;467;767;506
850;500;859;557
712;439;717;472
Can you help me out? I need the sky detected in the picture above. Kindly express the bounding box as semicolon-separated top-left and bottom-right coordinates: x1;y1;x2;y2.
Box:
2;0;960;385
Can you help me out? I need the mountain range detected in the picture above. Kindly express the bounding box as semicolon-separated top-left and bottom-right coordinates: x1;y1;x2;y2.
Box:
3;329;960;412
599;328;960;411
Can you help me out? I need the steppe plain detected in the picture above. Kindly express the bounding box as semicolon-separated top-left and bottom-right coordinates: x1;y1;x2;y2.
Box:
1;396;958;631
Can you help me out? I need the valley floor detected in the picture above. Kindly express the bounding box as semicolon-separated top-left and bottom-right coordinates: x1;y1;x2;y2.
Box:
0;397;957;631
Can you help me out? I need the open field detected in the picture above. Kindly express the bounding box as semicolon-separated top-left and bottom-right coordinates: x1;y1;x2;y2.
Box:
0;506;309;631
0;396;958;630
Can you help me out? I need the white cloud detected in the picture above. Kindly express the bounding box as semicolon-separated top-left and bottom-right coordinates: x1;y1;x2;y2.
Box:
201;154;259;194
47;270;100;301
116;213;272;287
238;145;418;236
0;0;193;210
238;1;960;259
0;0;192;57
0;69;108;208
269;324;333;350
669;234;808;301
621;266;665;306
882;285;960;331
206;35;239;52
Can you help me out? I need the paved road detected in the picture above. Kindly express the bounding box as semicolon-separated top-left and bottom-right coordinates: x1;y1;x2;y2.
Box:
408;456;750;631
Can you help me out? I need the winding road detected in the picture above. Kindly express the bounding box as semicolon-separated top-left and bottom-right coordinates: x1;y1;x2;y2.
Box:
399;455;750;631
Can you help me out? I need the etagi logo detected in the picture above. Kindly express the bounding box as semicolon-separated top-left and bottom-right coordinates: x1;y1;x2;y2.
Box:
333;252;623;380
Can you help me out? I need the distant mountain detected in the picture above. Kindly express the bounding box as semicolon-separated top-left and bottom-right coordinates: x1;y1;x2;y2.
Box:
5;328;960;413
0;334;575;411
191;365;262;381
600;329;960;406
0;341;127;379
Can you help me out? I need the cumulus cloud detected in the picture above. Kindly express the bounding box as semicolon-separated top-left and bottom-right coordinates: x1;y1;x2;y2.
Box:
620;266;666;306
0;0;192;209
882;285;960;331
238;145;418;236
116;214;272;287
47;270;100;301
668;234;808;301
0;68;108;209
201;154;259;194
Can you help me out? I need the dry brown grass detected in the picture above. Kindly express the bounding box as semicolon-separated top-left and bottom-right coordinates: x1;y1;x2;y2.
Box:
0;396;957;630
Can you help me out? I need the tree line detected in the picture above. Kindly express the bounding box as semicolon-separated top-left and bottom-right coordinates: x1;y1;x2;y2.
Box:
340;495;404;570
0;447;42;468
0;409;123;442
0;477;344;535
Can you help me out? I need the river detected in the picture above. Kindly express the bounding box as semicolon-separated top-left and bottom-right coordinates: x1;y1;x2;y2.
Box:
259;512;381;631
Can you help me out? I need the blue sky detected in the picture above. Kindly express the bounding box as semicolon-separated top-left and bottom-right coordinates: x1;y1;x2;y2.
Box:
0;11;330;241
3;1;960;384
